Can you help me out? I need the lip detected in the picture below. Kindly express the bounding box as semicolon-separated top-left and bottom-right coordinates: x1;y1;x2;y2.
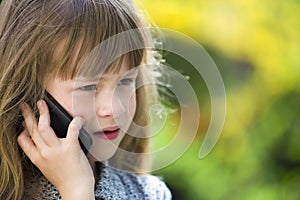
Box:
93;126;120;140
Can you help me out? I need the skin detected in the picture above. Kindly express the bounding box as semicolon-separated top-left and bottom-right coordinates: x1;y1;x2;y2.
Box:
46;63;138;161
17;63;137;199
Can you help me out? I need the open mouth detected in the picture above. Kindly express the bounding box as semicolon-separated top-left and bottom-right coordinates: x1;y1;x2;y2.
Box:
93;126;120;140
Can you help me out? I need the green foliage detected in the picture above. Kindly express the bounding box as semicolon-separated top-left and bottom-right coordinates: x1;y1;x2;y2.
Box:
139;0;300;199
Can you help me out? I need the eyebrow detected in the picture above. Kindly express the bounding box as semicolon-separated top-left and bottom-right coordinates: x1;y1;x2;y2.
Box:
75;76;101;82
76;69;138;82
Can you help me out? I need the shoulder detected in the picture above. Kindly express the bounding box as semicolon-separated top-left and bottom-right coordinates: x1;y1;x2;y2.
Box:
137;173;172;200
96;166;172;200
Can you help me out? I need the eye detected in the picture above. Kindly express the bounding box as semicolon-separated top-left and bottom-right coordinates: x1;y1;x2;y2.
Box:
118;78;135;86
78;84;97;91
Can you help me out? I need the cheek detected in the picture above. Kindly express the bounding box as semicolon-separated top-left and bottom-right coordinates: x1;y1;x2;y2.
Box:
71;94;96;120
128;93;136;118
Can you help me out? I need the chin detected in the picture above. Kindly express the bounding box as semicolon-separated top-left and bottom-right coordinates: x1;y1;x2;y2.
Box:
88;145;118;161
87;131;125;161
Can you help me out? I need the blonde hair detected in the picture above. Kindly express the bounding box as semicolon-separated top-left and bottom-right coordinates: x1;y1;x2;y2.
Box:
0;0;156;199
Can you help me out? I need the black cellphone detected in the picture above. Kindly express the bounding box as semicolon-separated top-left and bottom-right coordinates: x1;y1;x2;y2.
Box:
44;91;92;154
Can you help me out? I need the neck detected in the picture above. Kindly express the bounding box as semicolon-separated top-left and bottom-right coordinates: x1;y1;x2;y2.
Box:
87;153;104;183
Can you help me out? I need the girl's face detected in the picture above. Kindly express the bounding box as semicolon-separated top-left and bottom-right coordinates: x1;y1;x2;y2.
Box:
45;62;138;161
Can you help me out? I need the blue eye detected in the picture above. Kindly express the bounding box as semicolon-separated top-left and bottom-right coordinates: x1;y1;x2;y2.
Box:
118;78;134;86
78;84;97;91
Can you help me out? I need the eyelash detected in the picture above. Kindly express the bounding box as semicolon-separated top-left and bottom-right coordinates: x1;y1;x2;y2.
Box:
78;78;135;91
78;84;98;91
118;78;135;86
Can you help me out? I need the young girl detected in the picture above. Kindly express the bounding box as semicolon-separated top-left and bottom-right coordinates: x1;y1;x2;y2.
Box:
0;0;172;199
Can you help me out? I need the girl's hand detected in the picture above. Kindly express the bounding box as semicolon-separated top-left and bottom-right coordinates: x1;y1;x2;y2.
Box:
17;100;95;200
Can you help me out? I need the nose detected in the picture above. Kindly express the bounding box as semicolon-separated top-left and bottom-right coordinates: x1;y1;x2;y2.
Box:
95;90;124;118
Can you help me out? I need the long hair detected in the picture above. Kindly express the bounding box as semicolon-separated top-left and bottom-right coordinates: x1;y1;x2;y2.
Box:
0;0;156;199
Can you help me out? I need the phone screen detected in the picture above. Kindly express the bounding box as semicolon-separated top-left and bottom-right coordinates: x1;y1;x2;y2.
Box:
44;91;92;154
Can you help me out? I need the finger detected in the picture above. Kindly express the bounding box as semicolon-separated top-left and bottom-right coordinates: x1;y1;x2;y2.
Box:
37;100;59;146
66;117;85;142
17;130;42;165
20;103;47;148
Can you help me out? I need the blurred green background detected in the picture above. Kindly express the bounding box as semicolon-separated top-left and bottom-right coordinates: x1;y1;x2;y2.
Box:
137;0;300;199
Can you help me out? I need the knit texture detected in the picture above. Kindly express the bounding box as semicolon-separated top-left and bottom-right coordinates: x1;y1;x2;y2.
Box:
23;163;172;200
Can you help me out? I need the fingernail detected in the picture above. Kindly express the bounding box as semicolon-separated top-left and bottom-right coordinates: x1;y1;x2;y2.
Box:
37;100;44;108
20;103;26;111
75;117;85;126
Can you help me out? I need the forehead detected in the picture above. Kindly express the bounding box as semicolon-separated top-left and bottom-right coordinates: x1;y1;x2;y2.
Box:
75;61;134;82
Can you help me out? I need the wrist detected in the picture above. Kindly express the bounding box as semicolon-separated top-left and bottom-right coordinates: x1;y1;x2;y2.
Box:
61;189;95;200
59;178;95;200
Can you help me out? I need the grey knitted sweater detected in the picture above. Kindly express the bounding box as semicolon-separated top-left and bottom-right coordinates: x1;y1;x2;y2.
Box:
23;163;172;200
